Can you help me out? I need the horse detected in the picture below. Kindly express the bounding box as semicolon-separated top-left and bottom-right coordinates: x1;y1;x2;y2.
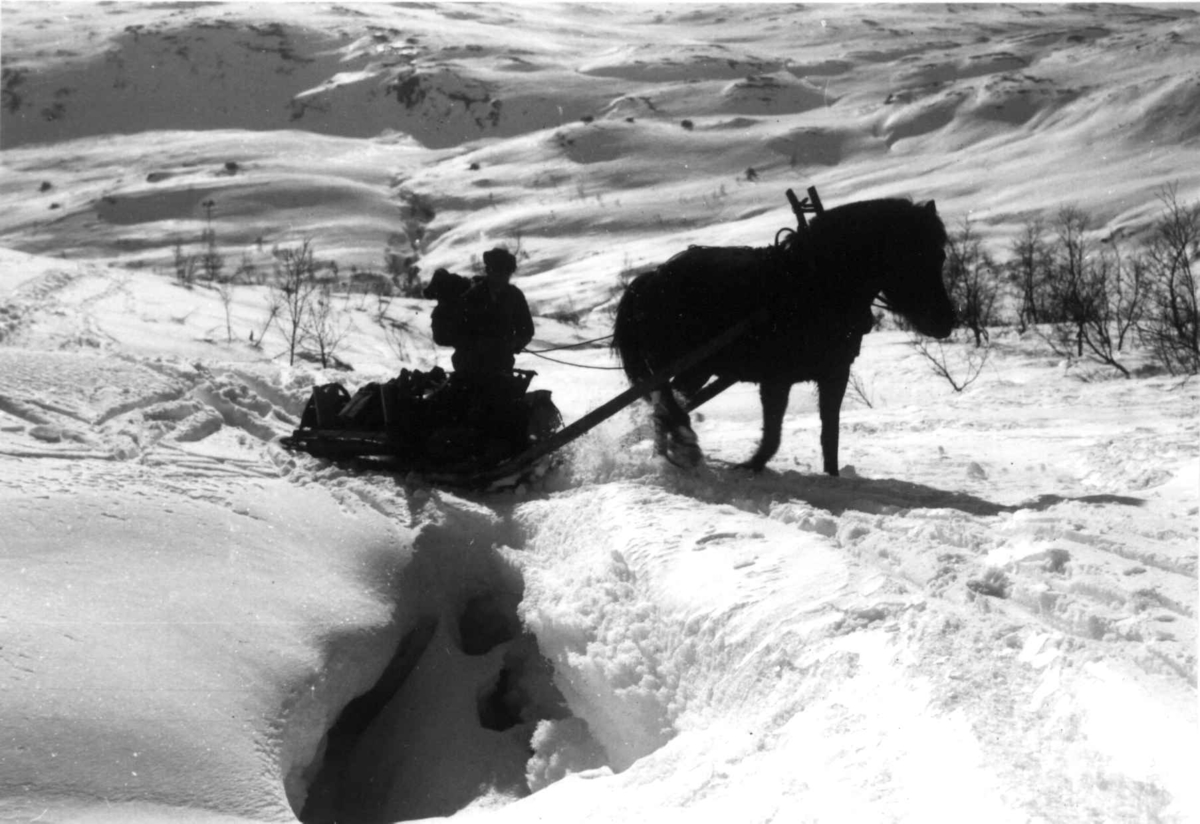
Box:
612;197;955;475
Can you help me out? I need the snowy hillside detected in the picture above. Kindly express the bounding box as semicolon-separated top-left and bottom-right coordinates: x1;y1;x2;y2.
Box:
4;3;1200;296
1;4;1197;824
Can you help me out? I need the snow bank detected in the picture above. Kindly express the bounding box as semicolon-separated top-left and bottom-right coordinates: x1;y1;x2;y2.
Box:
513;482;854;770
492;473;1198;823
0;478;415;822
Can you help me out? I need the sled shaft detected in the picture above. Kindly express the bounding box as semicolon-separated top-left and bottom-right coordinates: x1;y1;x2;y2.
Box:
445;310;765;486
684;374;739;412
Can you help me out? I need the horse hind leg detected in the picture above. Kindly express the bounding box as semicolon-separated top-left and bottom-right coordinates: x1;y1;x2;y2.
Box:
650;387;702;468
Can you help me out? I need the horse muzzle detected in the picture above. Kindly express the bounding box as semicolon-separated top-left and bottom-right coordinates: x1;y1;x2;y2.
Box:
915;311;956;340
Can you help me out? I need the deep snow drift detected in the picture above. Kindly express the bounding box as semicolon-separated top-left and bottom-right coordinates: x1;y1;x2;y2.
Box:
1;4;1198;824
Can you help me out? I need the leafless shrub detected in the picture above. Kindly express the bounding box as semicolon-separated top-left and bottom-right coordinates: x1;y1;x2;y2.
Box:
270;240;321;366
847;369;875;409
1140;186;1200;375
912;331;990;392
944;218;1002;347
1006;217;1055;332
199;199;223;283
172;242;197;289
303;282;352;369
1038;207;1145;377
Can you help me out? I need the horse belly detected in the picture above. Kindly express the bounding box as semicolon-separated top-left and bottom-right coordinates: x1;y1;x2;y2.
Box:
702;334;829;386
621;248;839;385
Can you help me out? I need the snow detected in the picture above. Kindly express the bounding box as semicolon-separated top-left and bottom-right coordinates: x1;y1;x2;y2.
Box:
1;3;1198;824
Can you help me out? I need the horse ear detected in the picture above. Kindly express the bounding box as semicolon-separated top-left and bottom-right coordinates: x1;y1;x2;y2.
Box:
924;200;938;216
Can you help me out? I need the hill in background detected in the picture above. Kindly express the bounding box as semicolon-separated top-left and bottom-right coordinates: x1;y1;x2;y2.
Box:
2;3;1198;313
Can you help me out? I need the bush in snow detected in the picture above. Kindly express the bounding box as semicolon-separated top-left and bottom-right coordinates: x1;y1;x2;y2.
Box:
1139;187;1200;375
171;241;198;289
943;217;1002;347
911;330;990;393
1036;206;1146;378
259;243;357;368
303;279;353;370
1006;216;1055;332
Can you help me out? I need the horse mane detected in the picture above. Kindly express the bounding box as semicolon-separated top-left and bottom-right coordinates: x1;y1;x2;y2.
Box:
664;197;947;287
809;197;947;248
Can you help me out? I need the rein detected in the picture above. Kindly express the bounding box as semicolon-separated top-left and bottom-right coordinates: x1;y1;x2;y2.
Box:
522;333;622;369
523;334;614;353
523;348;625;370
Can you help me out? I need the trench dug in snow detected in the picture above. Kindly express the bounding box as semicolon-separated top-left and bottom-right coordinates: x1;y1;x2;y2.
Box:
292;498;603;824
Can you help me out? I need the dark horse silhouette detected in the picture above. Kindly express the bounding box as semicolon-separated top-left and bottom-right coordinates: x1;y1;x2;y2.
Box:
612;197;955;475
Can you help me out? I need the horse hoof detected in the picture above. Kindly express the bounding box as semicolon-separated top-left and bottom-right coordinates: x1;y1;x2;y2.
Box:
666;440;703;470
674;426;698;446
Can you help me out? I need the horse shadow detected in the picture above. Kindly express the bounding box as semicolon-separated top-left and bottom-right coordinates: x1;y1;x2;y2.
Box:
690;461;1144;517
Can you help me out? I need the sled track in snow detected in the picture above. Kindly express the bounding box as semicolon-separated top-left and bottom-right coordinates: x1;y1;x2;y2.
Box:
0;347;301;494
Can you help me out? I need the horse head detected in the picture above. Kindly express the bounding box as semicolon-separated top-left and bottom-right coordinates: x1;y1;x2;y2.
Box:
875;200;955;339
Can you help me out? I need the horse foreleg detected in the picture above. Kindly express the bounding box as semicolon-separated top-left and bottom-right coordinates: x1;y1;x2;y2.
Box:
650;387;701;468
743;379;791;472
818;367;850;476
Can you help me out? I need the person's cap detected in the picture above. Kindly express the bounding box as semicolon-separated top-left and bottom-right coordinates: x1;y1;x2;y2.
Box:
483;247;517;276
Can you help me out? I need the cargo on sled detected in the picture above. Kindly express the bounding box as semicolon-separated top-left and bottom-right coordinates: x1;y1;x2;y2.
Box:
280;367;563;484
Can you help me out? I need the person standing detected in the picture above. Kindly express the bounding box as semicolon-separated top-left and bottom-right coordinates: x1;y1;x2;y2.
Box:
437;247;534;375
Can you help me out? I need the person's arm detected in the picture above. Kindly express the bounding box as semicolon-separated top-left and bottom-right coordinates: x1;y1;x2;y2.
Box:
510;289;535;352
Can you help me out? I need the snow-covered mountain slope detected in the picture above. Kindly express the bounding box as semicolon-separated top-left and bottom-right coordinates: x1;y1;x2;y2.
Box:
2;4;1199;293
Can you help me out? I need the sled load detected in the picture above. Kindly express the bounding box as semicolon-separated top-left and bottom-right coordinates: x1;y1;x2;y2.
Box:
280;367;563;483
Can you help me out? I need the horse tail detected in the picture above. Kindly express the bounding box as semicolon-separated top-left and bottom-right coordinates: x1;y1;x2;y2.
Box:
612;275;650;383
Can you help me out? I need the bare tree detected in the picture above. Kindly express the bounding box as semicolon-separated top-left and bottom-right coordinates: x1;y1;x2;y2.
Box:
1039;207;1145;377
199;199;224;283
944;218;1001;347
1140;186;1200;375
1044;206;1096;355
1007;217;1053;332
304;282;352;369
212;254;257;345
1086;241;1147;377
173;241;197;289
270;240;320;365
